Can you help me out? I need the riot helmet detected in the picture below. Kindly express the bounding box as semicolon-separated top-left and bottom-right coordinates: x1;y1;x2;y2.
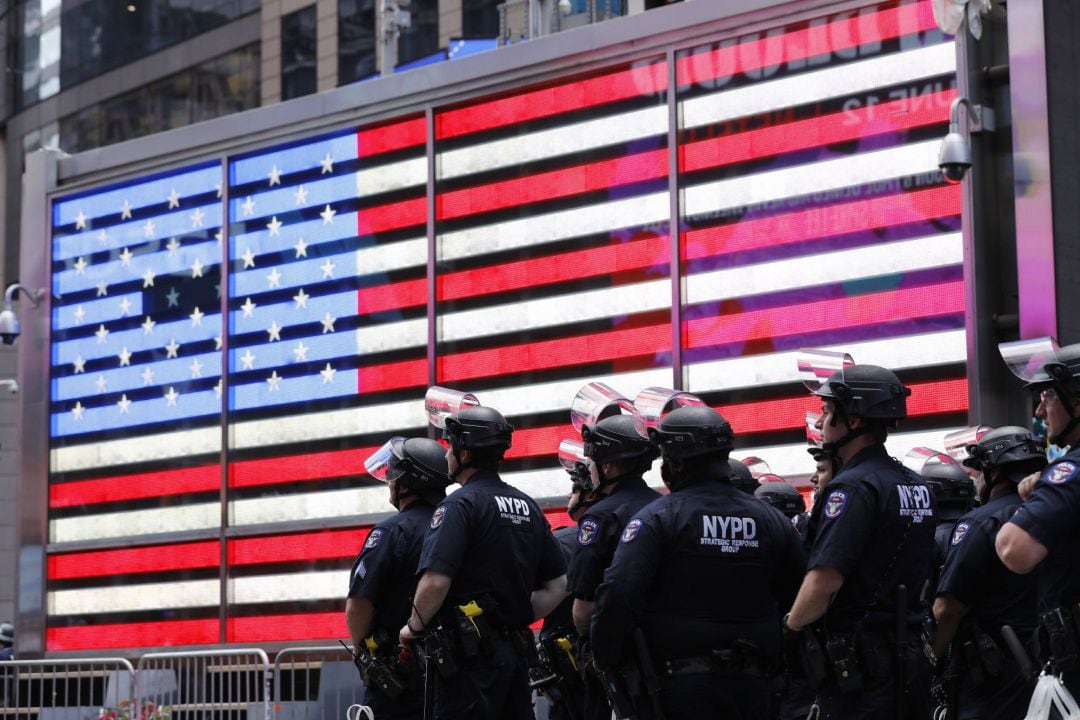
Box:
904;447;973;510
365;437;451;507
755;480;806;518
571;382;656;485
964;426;1047;496
727;458;757;493
1000;338;1080;446
653;405;734;462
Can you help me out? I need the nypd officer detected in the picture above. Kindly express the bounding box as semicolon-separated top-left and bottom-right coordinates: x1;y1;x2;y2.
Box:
347;436;451;718
400;403;568;720
569;412;662;720
932;427;1045;719
921;453;976;596
755;478;809;540
996;341;1080;697
783;364;936;720
591;405;807;719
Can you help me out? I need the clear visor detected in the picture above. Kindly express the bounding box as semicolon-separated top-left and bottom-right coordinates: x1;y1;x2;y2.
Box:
998;336;1060;384
632;387;705;438
558;438;588;472
425;386;480;429
944;426;993;463
758;473;785;484
364;436;406;483
570;382;636;434
741;456;772;479
797;349;855;391
805;411;823;448
902;446;959;475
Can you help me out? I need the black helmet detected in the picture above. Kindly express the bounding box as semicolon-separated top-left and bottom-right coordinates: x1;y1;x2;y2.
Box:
653;406;734;461
922;459;975;507
755;481;806;518
583;414;658;466
365;437;450;490
963;426;1047;476
728;459;758;494
444;406;513;451
813;364;910;422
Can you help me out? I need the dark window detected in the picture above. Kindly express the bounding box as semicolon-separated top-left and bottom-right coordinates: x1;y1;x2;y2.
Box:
461;0;499;38
338;0;375;85
281;5;317;100
398;0;438;66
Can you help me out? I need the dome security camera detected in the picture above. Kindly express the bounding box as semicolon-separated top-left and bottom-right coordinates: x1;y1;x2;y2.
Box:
938;130;972;185
0;309;18;346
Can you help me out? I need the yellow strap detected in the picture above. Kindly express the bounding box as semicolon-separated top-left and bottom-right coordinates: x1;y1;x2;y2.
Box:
556;636;578;671
364;636;378;655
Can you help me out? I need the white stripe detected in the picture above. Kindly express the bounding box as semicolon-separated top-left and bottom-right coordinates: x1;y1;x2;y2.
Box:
438;192;669;261
230;571;349;604
48;579;220;615
230;487;391;526
439;106;668;179
357;157;427;197
48;502;221;543
484;367;674;418
685;330;966;394
684;232;962;305
440;279;670;343
680;42;956;130
684;140;941;218
356;236;426;275
356;317;427;354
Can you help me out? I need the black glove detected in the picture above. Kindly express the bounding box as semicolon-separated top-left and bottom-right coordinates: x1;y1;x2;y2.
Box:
782;613;803;675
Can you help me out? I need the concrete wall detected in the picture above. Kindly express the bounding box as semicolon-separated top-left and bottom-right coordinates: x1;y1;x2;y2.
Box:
0;348;17;626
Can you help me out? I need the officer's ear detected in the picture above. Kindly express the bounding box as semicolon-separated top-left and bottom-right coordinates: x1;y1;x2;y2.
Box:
458;447;472;465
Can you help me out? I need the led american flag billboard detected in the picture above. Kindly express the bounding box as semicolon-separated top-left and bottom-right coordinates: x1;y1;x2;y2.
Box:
45;0;960;651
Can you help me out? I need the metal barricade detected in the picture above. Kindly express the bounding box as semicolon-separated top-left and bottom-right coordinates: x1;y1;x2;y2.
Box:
0;658;135;720
135;649;270;720
272;647;364;720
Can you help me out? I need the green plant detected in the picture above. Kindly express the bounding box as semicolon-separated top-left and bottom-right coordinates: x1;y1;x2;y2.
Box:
98;700;171;720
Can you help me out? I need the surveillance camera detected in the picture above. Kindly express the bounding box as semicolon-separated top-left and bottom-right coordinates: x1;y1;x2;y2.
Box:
0;380;16;394
938;130;972;185
0;310;18;346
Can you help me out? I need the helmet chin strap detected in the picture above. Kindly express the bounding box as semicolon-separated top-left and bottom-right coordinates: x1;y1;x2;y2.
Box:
448;437;472;482
1051;406;1080;448
820;410;868;460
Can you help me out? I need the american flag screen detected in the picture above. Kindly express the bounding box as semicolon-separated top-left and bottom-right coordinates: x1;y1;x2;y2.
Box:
45;0;960;651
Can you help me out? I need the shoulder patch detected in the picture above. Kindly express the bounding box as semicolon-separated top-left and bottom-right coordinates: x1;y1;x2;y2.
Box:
364;528;383;550
1046;462;1078;485
951;522;970;546
578;519;599;546
622;518;644;543
354;559;367;580
824;490;847;519
431;505;447;529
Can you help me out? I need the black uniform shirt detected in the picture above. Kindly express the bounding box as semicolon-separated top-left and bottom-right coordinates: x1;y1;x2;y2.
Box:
348;500;435;641
937;489;1037;636
418;470;566;628
542;525;580;638
591;478;806;666
808;443;936;630
567;476;661;601
1007;447;1080;612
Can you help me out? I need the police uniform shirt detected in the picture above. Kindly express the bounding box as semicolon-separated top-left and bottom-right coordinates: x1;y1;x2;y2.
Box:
542;525;580;638
348;500;435;641
566;476;661;601
591;478;806;666
1006;447;1080;612
937;489;1038;635
418;470;566;628
808;443;936;629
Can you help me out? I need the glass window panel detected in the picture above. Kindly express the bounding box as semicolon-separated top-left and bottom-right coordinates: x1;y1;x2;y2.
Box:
461;0;499;37
338;0;375;85
281;5;317;100
398;0;438;66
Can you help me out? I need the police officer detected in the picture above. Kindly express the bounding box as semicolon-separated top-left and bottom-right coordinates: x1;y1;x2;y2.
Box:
591;405;807;720
729;458;760;494
755;478;808;538
922;453;976;596
0;622;12;661
808;447;835;502
996;340;1080;697
347;436;451;718
400;403;568;720
568;412;662;720
932;427;1045;719
784;364;935;720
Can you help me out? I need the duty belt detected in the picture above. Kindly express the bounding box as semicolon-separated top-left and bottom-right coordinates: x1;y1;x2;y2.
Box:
661;643;769;678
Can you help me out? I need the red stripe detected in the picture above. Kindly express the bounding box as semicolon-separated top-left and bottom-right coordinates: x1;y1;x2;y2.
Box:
544;508;574;529
436;63;668;140
48;541;221;580
505;425;576;460
684;281;966;348
229;448;375;488
229;529;370;565
437;149;668;221
358;278;427;314
717;378;968;435
357;117;426;158
680;89;955;173
438;323;672;382
47;618;220;651
357;358;428;393
50;464;221;508
682;185;961;261
228;611;344;643
676;2;938;85
357;197;426;235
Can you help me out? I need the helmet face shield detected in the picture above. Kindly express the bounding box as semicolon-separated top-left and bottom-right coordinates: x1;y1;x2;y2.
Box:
425;386;480;430
741;456;772;479
798;350;855;393
999;337;1060;387
903;446;960;476
570;382;636;434
632;387;705;439
944;426;992;465
805;411;824;449
558;438;588;473
364;436;407;483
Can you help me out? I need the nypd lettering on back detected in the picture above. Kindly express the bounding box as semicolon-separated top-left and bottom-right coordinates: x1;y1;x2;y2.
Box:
701;515;759;552
493;495;532;525
897;484;933;523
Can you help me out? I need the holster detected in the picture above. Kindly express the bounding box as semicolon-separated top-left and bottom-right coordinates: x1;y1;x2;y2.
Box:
1040;606;1080;674
956;622;1005;685
824;631;865;694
